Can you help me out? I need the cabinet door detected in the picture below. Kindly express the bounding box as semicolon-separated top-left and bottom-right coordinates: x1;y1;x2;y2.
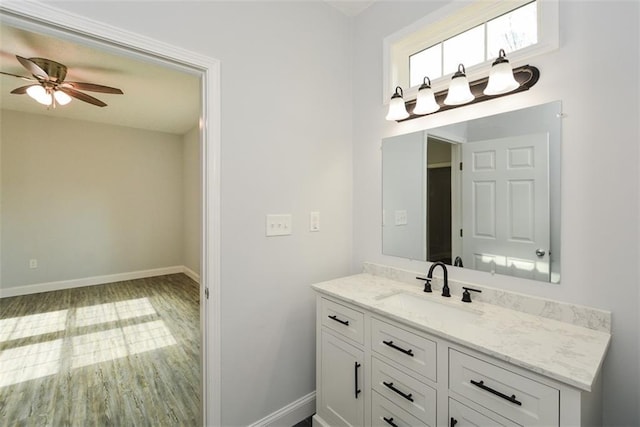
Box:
320;331;365;427
449;398;520;427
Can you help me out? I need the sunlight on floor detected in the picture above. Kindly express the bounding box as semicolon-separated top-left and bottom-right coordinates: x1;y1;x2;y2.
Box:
75;298;157;327
0;297;176;387
0;339;63;387
0;310;68;342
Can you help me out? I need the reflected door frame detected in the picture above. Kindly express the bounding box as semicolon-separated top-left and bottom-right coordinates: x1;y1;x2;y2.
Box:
0;3;222;425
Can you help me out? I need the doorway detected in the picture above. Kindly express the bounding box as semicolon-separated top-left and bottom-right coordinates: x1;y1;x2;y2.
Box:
0;3;220;425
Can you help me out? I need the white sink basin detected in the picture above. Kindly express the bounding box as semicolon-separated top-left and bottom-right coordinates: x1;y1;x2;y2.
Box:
378;292;480;323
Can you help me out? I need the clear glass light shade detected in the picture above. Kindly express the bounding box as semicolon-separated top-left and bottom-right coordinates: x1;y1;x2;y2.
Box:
413;86;440;115
386;91;409;121
443;75;474;105
26;85;52;105
484;61;519;95
54;90;72;105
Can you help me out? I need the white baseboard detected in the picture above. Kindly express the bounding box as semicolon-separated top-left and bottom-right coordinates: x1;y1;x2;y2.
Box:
0;265;190;298
182;266;200;284
249;391;316;427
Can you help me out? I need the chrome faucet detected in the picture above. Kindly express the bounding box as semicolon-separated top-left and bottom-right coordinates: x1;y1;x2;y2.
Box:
427;261;450;297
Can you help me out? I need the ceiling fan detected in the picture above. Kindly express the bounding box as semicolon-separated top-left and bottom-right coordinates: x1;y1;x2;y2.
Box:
0;55;123;108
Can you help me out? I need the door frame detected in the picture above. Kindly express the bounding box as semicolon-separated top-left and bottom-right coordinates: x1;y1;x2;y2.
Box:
0;2;222;425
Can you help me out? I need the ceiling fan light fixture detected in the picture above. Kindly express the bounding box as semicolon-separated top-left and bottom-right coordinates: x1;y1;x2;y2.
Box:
54;90;72;106
26;85;52;105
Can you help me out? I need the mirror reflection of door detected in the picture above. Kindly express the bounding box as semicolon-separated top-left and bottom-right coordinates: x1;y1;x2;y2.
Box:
426;138;452;264
461;133;550;281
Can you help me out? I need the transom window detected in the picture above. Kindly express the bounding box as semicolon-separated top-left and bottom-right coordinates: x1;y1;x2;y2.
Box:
409;1;538;87
383;0;558;102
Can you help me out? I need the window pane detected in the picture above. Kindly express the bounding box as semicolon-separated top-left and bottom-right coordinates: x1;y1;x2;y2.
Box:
487;1;538;59
443;25;485;75
409;44;442;87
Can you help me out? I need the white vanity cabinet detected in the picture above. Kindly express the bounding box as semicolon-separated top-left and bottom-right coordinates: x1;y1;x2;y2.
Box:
316;298;366;426
313;292;605;427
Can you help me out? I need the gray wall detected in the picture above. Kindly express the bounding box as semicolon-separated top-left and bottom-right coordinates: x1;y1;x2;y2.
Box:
1;110;186;288
352;1;639;425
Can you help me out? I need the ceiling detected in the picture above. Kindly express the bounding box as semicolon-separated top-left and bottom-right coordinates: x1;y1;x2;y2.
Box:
325;0;377;16
0;25;200;135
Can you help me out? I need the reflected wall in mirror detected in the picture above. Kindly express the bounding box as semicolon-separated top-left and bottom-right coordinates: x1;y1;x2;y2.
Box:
382;101;561;283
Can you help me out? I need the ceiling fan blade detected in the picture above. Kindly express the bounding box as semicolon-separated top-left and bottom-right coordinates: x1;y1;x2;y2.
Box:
59;87;107;107
0;70;36;81
10;84;38;94
16;55;49;80
62;81;123;94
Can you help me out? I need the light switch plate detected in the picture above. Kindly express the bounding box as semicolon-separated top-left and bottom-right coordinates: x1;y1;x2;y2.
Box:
266;214;292;236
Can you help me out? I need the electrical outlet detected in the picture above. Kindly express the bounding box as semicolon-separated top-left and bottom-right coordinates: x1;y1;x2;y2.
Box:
395;210;408;225
29;259;38;269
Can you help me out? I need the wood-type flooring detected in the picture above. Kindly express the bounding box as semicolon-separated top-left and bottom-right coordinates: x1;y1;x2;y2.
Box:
0;274;200;426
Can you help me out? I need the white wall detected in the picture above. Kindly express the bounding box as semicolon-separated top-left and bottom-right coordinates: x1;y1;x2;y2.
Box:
44;1;354;425
352;1;639;425
183;125;200;276
1;110;185;289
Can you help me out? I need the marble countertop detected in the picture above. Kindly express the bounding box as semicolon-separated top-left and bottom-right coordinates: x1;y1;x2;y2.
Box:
312;273;611;392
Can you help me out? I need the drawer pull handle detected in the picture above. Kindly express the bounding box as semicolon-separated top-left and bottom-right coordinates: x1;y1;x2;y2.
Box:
383;381;414;402
450;417;458;427
383;417;398;427
354;362;361;399
328;315;349;326
470;380;522;406
383;340;414;357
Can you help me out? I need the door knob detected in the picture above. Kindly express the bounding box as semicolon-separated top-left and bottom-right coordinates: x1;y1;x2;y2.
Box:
535;249;546;257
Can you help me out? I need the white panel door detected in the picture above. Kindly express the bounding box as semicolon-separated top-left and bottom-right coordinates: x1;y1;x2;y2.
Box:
462;133;550;281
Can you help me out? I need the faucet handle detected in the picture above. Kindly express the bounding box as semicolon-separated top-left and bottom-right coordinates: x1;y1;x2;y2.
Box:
461;287;482;303
415;276;432;293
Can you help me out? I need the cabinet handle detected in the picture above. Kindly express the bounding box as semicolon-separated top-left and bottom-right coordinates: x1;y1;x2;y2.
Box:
382;340;414;357
450;417;458;427
382;381;414;402
470;379;522;406
383;416;398;427
328;315;349;326
354;362;361;399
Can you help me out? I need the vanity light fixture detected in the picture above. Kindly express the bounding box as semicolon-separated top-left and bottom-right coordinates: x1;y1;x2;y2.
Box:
443;64;474;106
385;86;410;121
386;64;540;122
484;49;519;96
412;77;440;115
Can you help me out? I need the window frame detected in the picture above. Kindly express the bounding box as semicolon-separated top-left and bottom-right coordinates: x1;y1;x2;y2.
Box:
383;0;558;104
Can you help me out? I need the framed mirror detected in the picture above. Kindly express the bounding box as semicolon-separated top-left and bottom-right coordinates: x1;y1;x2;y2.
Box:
382;101;561;283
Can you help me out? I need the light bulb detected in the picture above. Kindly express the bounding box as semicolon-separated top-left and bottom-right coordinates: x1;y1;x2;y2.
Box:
484;49;519;96
385;86;409;121
54;90;72;105
26;85;52;105
413;77;440;115
443;64;474;106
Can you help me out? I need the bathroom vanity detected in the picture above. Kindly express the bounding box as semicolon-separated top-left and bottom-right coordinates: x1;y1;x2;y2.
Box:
312;264;610;427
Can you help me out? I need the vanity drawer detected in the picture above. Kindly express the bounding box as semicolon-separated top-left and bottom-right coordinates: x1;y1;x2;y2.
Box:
372;357;436;425
449;349;559;426
449;398;520;427
321;298;364;344
371;317;437;382
372;391;430;427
